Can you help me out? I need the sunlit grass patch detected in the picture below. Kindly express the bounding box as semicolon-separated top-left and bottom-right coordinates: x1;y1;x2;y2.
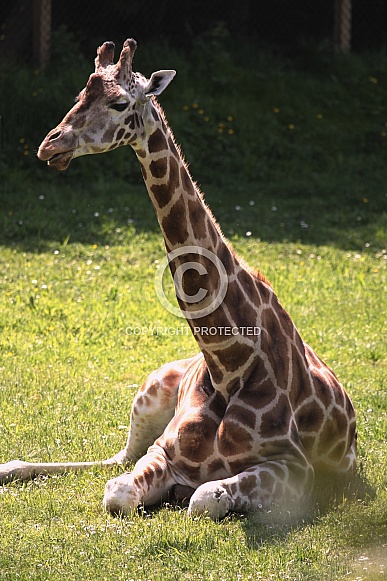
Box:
0;40;386;581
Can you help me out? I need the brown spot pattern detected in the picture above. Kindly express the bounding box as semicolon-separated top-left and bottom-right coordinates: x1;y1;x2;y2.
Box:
226;404;256;430
150;157;168;179
260;395;291;437
239;475;257;496
148;128;168;153
178;415;217;463
297;400;325;432
187;199;207;239
239;374;277;408
151;183;173;208
180;165;195;197
116;128;125;141
213;342;255;373
162;197;188;246
208;459;226;474
218;420;253;457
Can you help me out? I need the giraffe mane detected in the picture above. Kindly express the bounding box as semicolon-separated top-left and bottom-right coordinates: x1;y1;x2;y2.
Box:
150;97;271;288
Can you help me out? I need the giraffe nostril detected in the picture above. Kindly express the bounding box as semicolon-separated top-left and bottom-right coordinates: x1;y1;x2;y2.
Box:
48;131;62;141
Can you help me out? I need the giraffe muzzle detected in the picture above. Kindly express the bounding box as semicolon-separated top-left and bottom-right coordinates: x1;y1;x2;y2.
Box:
46;150;74;171
37;125;77;171
37;143;74;171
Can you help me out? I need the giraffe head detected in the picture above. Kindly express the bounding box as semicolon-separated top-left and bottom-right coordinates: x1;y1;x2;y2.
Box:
37;39;176;170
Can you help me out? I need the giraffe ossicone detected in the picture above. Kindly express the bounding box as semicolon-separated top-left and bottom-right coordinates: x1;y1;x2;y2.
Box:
0;38;357;522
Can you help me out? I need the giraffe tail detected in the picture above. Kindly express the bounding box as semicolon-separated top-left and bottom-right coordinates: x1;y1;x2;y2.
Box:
0;450;129;484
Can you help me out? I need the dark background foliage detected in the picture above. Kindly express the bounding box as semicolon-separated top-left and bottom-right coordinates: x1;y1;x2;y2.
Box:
1;0;387;65
51;0;387;52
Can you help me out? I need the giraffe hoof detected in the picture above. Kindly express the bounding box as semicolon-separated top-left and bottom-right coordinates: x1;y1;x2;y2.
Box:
103;474;140;516
187;483;230;520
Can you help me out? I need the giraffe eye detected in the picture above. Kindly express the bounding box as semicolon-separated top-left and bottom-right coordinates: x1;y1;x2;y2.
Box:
110;102;129;112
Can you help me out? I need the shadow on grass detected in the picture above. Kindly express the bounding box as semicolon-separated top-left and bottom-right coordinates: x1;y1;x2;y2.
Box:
137;469;376;548
2;36;387;255
1;155;386;254
240;470;376;548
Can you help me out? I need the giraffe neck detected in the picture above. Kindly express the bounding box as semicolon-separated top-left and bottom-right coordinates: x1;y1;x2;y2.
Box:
134;101;225;250
133;100;265;391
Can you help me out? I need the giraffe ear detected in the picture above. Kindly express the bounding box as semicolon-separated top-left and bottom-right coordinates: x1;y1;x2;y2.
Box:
144;70;176;98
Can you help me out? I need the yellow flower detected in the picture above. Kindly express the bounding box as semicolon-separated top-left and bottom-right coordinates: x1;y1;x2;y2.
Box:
227;115;233;122
198;109;204;115
192;103;199;109
182;105;189;111
368;76;378;84
19;137;25;144
288;123;295;130
316;113;323;119
273;107;280;113
228;129;235;135
362;198;369;203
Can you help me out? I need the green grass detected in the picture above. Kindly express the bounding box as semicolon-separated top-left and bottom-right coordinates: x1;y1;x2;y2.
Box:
1;35;387;580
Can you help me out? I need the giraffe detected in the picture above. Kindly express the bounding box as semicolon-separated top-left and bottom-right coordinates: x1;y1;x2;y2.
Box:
0;39;357;520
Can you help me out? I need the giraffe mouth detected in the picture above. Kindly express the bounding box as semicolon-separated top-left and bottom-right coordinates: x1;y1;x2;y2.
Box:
47;150;74;171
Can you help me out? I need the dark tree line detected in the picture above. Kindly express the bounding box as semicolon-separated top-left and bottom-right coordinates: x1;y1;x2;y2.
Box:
51;0;387;52
1;0;387;66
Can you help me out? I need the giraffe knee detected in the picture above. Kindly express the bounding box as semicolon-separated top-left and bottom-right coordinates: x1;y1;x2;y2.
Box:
103;474;140;516
187;482;231;520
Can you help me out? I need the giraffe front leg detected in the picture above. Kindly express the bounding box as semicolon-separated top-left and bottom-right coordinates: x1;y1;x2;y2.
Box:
188;459;314;521
103;445;175;516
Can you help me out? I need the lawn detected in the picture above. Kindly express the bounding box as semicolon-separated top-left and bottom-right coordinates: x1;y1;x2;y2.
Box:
0;35;386;580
